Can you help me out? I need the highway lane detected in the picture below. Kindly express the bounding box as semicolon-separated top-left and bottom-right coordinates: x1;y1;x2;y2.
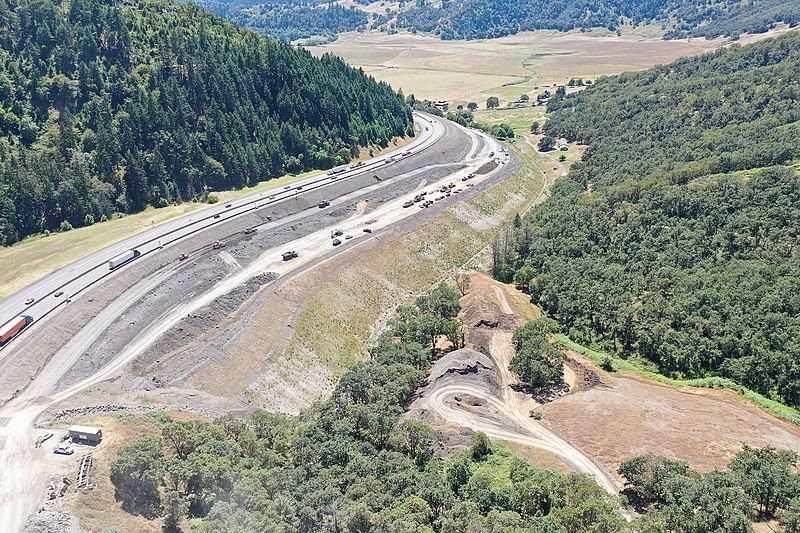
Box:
0;112;443;355
0;118;506;531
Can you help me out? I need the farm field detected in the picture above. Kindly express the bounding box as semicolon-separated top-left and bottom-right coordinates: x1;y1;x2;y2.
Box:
313;29;732;106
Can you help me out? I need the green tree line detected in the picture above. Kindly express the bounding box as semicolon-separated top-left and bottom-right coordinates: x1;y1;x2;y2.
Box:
499;32;800;408
0;0;412;245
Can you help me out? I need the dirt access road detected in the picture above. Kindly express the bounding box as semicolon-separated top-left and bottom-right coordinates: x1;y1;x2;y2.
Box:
0;118;508;532
407;274;620;494
409;274;800;496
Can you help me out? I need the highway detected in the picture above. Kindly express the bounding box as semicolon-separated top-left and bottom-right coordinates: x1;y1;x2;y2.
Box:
0;113;510;531
0;112;443;356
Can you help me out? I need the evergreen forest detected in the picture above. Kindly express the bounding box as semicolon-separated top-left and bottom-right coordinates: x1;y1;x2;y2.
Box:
192;0;369;42
0;0;412;245
499;32;800;408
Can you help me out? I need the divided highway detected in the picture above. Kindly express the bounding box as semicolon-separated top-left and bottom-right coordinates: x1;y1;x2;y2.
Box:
0;112;443;356
0;113;510;531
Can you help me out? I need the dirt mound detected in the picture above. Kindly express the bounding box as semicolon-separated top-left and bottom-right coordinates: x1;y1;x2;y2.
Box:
22;511;80;533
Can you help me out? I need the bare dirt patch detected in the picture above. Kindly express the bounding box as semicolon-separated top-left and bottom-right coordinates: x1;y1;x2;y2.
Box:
540;354;800;473
465;276;800;474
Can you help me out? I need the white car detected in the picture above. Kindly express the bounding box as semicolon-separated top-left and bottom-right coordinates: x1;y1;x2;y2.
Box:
53;444;74;455
24;297;34;305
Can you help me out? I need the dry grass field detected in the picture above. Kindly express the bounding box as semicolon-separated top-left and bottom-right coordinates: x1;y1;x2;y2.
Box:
313;29;734;106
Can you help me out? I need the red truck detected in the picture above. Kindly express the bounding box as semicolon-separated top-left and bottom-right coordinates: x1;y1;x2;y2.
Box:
0;315;33;345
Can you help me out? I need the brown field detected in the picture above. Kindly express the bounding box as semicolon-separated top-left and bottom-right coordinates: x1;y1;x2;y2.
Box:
313;29;739;106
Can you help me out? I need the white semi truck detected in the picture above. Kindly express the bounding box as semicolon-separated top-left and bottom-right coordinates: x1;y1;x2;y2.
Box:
108;249;141;270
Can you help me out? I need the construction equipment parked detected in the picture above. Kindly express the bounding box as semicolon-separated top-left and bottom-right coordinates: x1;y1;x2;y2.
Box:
282;251;299;261
244;227;256;234
177;253;188;261
212;241;225;250
0;315;33;345
331;229;343;238
319;200;330;208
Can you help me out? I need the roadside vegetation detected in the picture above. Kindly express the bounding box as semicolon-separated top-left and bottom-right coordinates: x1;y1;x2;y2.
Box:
496;31;800;410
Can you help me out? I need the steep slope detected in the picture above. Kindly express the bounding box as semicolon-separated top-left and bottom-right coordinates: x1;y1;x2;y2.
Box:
504;32;800;408
0;0;412;245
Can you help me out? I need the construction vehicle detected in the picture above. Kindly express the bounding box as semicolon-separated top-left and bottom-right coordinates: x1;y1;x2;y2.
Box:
331;229;343;238
212;241;225;250
177;253;188;261
282;251;298;261
244;227;256;234
108;249;140;270
403;200;414;208
0;315;33;345
448;183;456;189
413;193;426;203
318;200;330;208
332;238;342;246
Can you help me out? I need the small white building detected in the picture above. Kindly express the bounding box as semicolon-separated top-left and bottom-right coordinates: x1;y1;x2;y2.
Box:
558;139;569;151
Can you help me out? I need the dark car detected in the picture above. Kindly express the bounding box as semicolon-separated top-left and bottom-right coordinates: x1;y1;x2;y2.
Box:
225;203;232;208
363;228;372;233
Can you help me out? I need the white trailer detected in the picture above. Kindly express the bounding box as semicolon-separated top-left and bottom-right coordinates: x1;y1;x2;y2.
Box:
108;249;141;270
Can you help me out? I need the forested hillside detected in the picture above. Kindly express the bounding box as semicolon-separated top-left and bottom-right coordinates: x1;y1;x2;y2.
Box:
0;0;412;245
193;0;369;42
500;32;800;407
397;0;800;40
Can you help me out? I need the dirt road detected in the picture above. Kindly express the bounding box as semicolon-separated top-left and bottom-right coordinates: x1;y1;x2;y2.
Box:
408;280;621;495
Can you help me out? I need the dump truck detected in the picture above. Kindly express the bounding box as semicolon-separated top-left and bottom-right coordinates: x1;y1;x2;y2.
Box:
282;251;298;261
0;315;33;345
212;241;225;250
244;227;256;234
318;200;330;208
108;249;140;270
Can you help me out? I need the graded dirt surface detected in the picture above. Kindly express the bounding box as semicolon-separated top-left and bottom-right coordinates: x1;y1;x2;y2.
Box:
540;360;800;473
440;274;800;481
313;29;740;104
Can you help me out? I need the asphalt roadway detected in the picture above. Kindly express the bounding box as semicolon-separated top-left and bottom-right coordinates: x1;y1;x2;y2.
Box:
0;112;442;356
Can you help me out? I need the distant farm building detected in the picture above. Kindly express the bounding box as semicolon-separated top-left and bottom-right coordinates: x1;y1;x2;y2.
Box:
69;425;103;444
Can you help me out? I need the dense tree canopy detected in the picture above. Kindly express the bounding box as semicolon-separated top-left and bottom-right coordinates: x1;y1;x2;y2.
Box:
0;0;412;245
192;0;369;42
396;0;800;40
620;448;800;530
500;32;800;408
